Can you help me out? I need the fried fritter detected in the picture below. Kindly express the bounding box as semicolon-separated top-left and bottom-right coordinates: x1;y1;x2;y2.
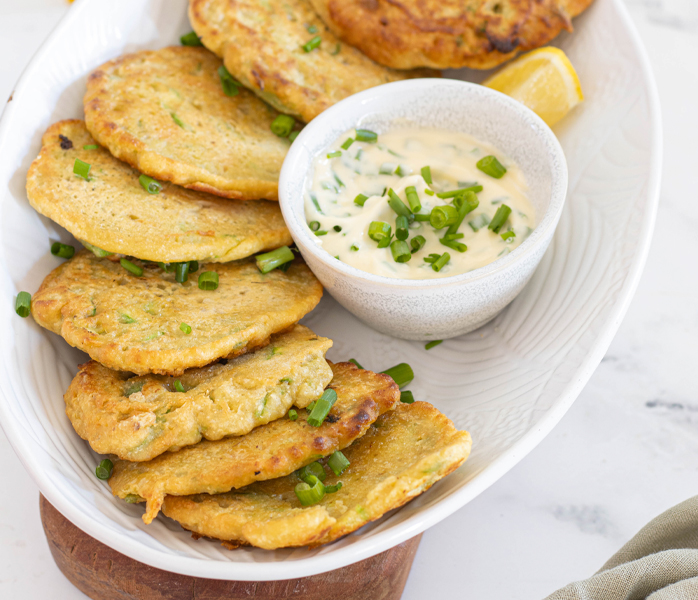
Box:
309;0;595;70
161;402;472;549
84;46;289;201
109;362;399;523
188;0;434;122
26;121;291;263
65;326;332;462
31;250;322;375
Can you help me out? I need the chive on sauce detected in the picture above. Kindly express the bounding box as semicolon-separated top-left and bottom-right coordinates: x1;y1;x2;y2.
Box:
304;127;535;279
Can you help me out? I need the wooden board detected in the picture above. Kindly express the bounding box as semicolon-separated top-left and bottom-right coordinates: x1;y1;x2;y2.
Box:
40;495;421;600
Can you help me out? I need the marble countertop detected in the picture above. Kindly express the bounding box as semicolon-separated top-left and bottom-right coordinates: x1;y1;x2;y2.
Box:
1;0;696;597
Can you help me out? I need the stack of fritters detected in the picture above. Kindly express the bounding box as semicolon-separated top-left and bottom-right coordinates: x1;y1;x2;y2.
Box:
22;0;474;550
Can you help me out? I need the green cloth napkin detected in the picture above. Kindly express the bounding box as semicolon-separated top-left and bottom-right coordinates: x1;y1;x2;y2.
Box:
546;496;698;599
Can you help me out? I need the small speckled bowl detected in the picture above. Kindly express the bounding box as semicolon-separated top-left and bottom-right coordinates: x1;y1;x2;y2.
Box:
279;79;568;340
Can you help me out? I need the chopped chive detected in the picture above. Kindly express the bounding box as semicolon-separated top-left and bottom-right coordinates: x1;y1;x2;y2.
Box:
477;155;507;179
180;31;203;46
390;239;411;263
377;234;393;249
432;252;451;272
73;158;91;181
218;65;239;96
405;186;421;212
289;130;300;142
355;149;363;161
350;244;359;251
410;235;426;253
425;340;442;350
256;246;294;273
424;253;441;264
295;475;325;506
170;112;185;128
327;151;342;159
333;173;345;188
381;363;414;388
51;241;75;259
421;166;432;184
310;193;323;214
333;225;342;232
387;189;414;221
302;35;322;52
341;138;354;150
138;174;162;194
443;233;465;240
440;238;467;252
180;322;192;335
307;389;338;427
198;271;219;290
271;114;295;137
436;185;483;199
355;129;377;143
83;144;99;150
400;390;415;404
368;221;391;244
120;258;143;277
468;213;491;232
324;482;343;493
188;260;199;273
82;241;112;257
488;204;512;234
315;230;328;236
328;450;350;476
447;190;480;236
425;188;435;196
349;358;364;369
159;262;174;273
120;314;136;324
95;459;113;480
414;213;431;222
395;164;412;177
299;461;326;483
430;205;459;229
395;215;409;241
307;400;317;412
309;221;320;231
379;162;397;175
288;408;298;421
330;43;341;55
175;261;189;283
306;24;318;34
354;193;369;207
501;230;516;242
15;292;31;318
174;380;186;393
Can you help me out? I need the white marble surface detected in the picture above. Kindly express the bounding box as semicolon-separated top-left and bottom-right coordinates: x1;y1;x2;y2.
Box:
0;0;696;597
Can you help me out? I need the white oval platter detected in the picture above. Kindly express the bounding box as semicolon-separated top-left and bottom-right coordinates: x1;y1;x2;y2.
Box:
0;0;660;581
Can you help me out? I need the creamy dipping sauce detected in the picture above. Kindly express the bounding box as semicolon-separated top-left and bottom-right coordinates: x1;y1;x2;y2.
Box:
304;127;535;279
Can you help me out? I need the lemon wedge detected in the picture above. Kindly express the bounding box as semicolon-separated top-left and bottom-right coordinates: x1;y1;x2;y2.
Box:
483;47;583;128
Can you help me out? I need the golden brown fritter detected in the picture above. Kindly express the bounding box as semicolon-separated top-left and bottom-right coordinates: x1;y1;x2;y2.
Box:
84;46;289;201
26;121;291;263
109;362;400;523
161;402;472;549
309;0;596;70
188;0;434;122
64;326;332;462
31;250;323;375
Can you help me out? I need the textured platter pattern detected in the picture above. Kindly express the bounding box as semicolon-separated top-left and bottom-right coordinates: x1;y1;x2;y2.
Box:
0;0;660;581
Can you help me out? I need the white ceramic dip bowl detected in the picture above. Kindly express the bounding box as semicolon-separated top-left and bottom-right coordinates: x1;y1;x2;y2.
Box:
279;78;568;340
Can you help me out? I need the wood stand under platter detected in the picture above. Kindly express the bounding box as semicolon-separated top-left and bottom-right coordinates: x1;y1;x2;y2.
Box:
40;495;421;600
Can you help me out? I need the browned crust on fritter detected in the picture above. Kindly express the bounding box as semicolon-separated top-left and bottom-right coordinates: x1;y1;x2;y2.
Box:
31;250;323;375
63;325;333;462
26;120;291;263
109;362;400;523
160;402;472;549
84;46;289;200
310;0;595;70
188;0;436;122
